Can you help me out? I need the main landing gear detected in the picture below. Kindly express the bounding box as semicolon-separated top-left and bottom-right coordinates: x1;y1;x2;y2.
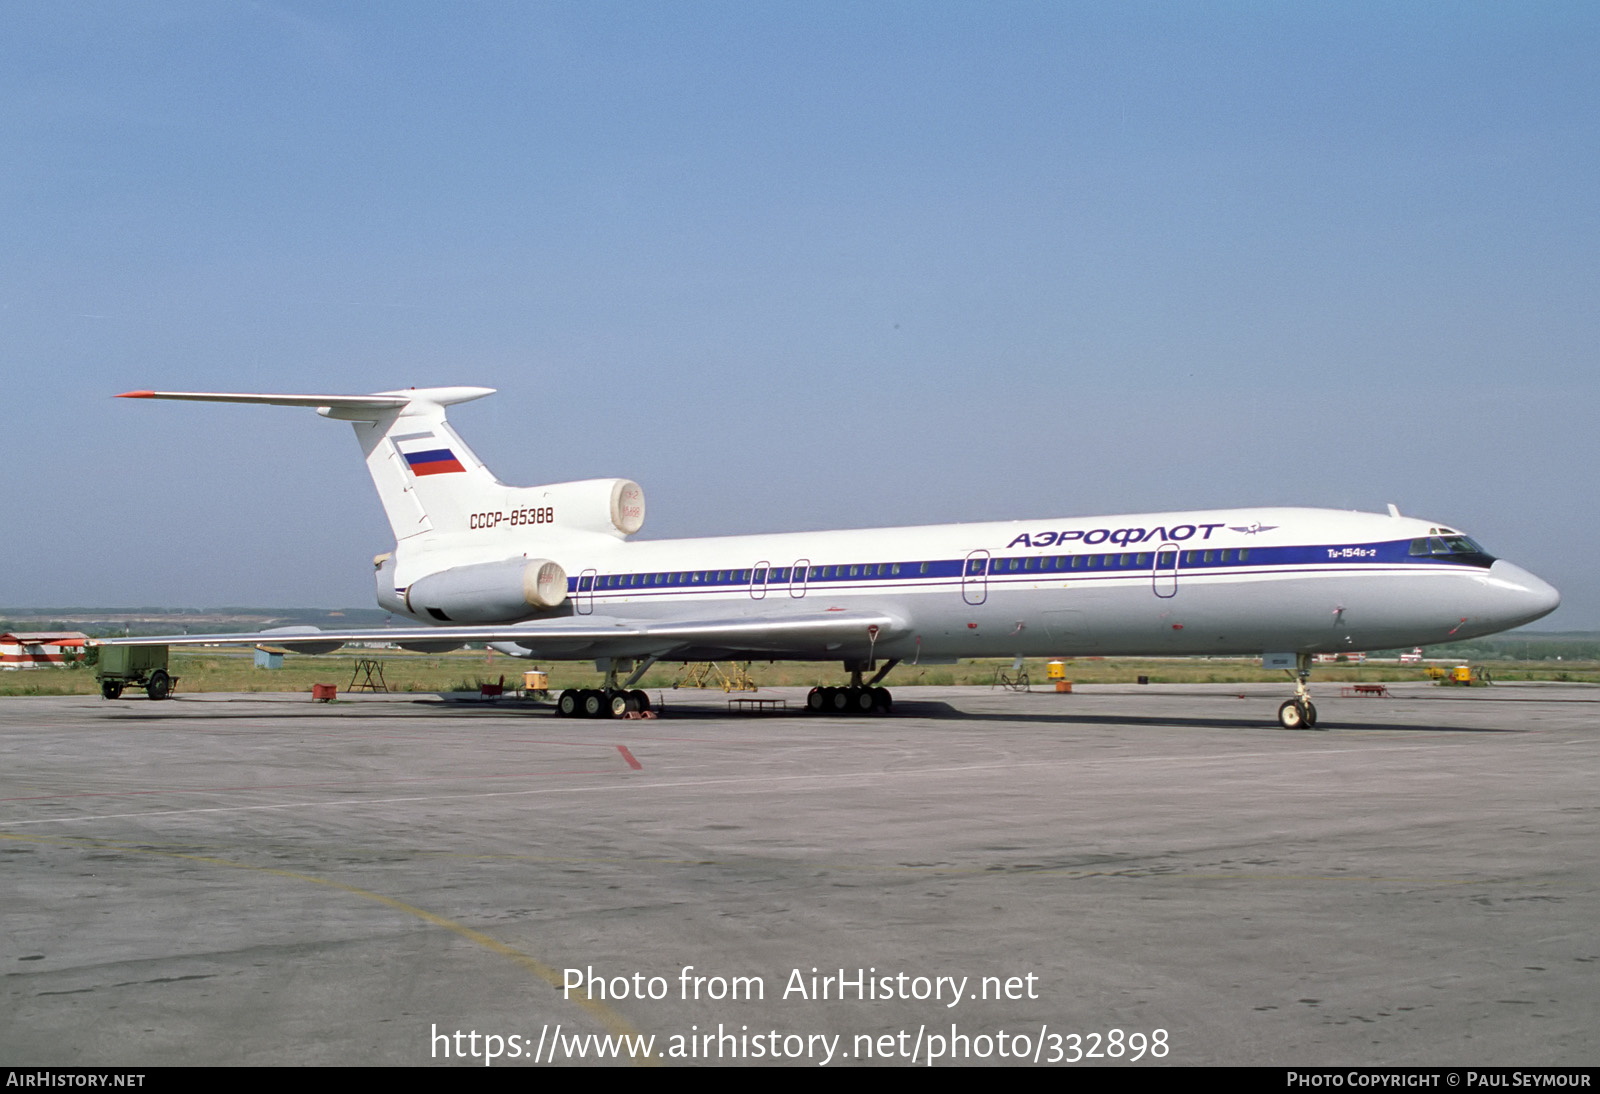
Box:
554;657;656;719
807;659;899;716
556;687;651;719
1277;654;1320;730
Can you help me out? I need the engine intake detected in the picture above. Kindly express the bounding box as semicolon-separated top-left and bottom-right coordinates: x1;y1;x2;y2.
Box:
525;478;644;537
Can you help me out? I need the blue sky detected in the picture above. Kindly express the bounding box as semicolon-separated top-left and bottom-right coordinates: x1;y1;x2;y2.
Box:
4;3;1596;626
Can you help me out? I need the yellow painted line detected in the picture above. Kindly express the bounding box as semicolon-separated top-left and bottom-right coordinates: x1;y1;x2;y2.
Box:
1;831;654;1065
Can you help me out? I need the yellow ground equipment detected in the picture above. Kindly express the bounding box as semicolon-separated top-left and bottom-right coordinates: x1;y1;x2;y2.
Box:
672;662;757;692
1433;664;1491;686
522;670;550;699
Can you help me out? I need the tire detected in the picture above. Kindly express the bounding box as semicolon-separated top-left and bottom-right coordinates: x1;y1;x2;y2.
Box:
557;690;579;717
830;688;851;712
629;689;650;712
609;692;631;718
872;687;892;713
850;687;875;714
100;681;123;700
1277;699;1305;729
1303;700;1318;728
806;687;825;712
582;690;606;718
146;670;171;701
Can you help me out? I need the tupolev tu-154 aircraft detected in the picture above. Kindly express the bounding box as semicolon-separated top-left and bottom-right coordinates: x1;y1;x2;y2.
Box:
100;385;1560;727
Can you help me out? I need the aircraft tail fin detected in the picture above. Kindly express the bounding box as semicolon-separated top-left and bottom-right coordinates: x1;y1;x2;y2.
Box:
118;387;501;542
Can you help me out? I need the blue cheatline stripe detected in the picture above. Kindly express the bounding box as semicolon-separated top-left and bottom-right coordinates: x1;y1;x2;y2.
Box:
561;540;1492;594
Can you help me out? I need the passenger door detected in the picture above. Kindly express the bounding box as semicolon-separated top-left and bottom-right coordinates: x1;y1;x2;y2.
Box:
963;550;990;606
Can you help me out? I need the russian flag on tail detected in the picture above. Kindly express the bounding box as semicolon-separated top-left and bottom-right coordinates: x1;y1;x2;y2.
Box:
401;445;466;476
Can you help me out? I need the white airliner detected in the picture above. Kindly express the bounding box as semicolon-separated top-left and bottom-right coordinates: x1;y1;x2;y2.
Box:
102;385;1560;728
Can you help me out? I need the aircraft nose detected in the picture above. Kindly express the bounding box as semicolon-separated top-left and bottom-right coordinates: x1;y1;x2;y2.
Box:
1482;560;1561;628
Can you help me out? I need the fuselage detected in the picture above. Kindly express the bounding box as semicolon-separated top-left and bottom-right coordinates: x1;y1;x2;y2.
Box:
111;389;1562;676
381;505;1560;662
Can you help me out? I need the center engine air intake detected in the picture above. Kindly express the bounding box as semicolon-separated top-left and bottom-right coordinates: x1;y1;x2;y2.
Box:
529;478;644;537
403;557;568;623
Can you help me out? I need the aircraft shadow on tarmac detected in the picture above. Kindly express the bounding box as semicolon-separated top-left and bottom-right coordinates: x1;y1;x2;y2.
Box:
99;697;1525;733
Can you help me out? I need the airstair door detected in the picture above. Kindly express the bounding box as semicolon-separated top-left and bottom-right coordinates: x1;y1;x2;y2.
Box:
1152;544;1179;599
789;559;810;599
963;550;990;606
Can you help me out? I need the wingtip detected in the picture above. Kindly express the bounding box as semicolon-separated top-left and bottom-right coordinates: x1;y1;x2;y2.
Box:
116;390;155;399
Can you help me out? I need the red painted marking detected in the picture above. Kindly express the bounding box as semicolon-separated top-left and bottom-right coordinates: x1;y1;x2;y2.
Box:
616;745;642;770
409;458;466;476
116;390;156;398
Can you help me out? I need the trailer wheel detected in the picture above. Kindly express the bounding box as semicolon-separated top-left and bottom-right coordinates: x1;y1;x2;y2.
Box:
100;681;124;700
146;670;171;701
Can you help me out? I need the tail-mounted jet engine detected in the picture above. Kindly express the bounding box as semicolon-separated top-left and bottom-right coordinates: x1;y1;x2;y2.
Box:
523;477;644;538
399;557;569;624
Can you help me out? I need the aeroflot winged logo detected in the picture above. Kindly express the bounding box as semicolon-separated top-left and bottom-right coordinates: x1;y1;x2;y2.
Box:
1228;522;1279;535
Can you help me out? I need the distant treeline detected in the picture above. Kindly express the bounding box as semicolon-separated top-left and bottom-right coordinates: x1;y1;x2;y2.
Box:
0;607;391;638
1371;632;1600;662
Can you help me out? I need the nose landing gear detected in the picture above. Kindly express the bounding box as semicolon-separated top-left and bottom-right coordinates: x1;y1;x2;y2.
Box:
1277;654;1319;729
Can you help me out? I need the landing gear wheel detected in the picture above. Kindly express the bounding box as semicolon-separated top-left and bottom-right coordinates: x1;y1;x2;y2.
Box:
629;690;650;713
1278;699;1309;729
608;692;631;718
806;687;825;712
872;687;892;713
100;681;123;700
1302;700;1318;728
145;670;170;701
581;690;606;719
849;687;875;714
557;690;579;717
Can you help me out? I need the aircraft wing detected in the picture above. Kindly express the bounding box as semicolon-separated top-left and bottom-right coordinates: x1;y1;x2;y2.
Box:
88;610;908;661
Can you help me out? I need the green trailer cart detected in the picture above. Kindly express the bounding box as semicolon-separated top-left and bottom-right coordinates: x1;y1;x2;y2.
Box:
96;645;177;700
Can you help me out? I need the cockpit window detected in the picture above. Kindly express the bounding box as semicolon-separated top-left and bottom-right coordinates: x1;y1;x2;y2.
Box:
1409;535;1494;564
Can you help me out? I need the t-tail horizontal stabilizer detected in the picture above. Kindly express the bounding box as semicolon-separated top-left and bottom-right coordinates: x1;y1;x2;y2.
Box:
119;386;501;542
